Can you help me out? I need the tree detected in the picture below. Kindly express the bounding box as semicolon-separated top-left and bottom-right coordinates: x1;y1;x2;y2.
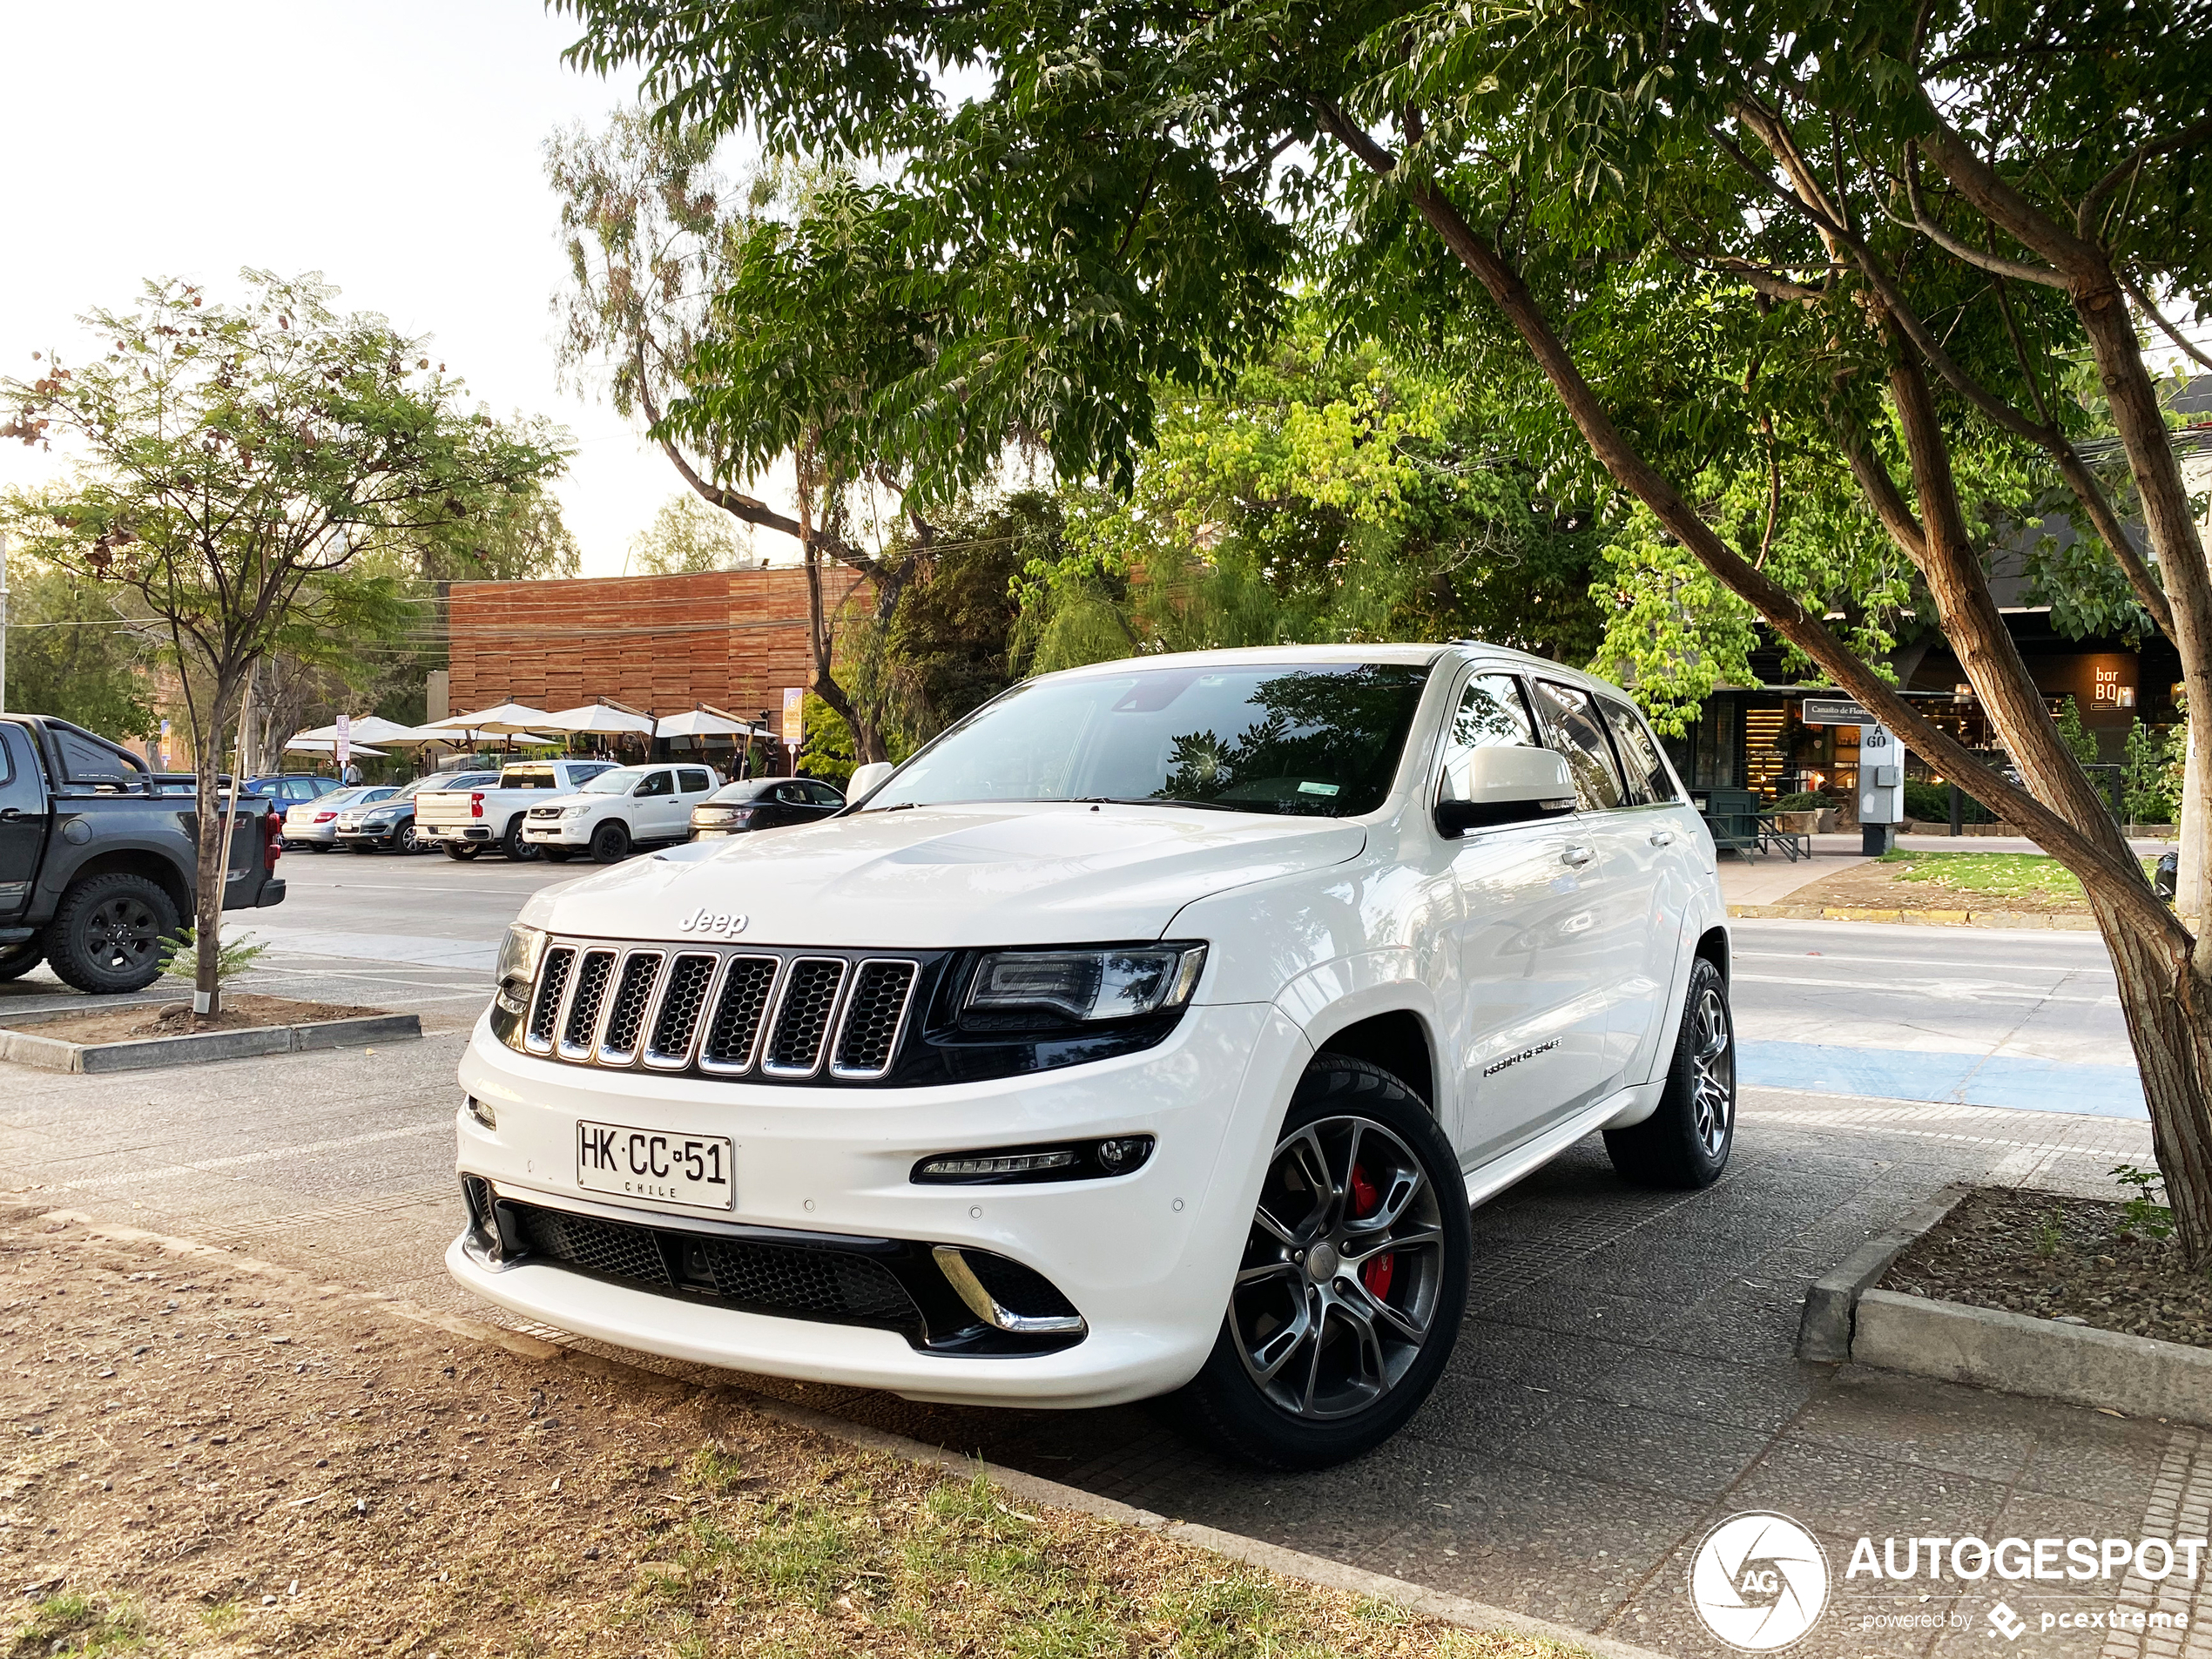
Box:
2;557;159;737
1021;314;1607;675
554;0;2212;1262
0;271;564;1015
629;492;751;574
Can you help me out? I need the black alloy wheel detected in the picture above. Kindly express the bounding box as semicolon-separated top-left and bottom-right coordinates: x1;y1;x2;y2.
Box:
1602;956;1736;1189
43;873;179;995
1177;1056;1471;1469
590;820;631;863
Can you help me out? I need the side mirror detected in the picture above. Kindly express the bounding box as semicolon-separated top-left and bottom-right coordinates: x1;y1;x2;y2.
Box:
1435;747;1578;838
846;761;894;802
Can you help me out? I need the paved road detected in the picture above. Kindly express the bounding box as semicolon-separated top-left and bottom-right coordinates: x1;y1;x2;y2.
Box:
0;849;2176;1659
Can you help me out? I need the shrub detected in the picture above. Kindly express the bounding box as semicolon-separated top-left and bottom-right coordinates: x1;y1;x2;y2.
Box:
1772;791;1831;811
1904;779;1993;825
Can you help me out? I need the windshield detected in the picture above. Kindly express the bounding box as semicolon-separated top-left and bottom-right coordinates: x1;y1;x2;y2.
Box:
865;661;1434;818
580;767;648;795
709;780;772;803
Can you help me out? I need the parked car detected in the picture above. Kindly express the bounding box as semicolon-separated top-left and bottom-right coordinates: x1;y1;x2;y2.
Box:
689;777;845;839
334;772;498;855
416;759;619;861
0;714;286;994
281;785;398;851
243;774;341;816
521;763;721;862
451;644;1729;1470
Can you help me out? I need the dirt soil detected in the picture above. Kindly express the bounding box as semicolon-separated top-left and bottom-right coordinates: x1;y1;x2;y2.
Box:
1883;1186;2212;1347
0;1211;1557;1659
8;996;380;1046
1780;859;2087;915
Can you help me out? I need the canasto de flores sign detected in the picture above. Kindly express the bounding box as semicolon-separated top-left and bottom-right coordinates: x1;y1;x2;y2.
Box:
1688;1512;2203;1653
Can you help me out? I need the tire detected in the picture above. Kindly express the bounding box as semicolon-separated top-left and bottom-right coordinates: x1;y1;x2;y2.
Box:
501;818;539;862
542;847;575;864
395;822;421;855
0;941;44;981
1602;956;1736;1190
41;873;179;995
1175;1056;1472;1470
444;843;479;861
590;820;631;864
348;841;378;854
305;842;331;853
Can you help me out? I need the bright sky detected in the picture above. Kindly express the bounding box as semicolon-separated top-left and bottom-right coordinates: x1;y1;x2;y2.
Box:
0;0;720;577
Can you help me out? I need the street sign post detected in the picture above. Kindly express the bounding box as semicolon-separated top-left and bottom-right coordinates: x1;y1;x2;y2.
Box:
1799;693;1907;853
781;688;805;771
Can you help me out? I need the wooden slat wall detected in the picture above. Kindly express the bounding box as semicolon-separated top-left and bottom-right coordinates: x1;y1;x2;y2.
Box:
446;566;872;720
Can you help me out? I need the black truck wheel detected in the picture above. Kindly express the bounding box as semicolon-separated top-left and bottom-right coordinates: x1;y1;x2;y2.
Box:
0;941;44;981
43;873;179;995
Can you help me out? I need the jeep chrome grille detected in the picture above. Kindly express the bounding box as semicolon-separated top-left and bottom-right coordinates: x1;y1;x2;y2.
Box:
522;940;920;1083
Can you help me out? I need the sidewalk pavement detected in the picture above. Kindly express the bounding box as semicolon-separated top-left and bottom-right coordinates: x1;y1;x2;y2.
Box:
1716;831;2175;910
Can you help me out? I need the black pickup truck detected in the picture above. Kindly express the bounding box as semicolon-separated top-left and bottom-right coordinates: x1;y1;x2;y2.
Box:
0;714;287;994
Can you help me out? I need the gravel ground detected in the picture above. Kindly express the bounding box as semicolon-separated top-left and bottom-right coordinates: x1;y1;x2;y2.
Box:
1882;1187;2212;1345
0;1209;1561;1659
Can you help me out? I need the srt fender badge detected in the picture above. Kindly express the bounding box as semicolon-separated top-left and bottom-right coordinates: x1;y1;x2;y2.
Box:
678;909;749;936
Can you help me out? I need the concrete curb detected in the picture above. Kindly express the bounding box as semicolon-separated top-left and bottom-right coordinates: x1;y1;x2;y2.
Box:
1729;902;2099;930
1797;1184;1973;1362
32;1206;1662;1659
1852;1290;2212;1426
0;1011;421;1073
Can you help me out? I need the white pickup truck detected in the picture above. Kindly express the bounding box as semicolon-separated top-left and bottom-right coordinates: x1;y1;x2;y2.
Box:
518;762;722;863
416;759;621;861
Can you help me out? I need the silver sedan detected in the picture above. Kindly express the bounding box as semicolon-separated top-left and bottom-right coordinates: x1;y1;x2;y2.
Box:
281;785;398;851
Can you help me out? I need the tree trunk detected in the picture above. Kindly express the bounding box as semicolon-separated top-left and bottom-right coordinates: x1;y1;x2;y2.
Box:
2182;719;2209;932
2103;901;2212;1253
192;672;247;1022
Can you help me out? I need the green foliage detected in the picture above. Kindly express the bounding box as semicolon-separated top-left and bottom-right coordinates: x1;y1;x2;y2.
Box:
1772;792;1831;812
629;494;748;576
1016;319;1607;675
155;926;269;984
883;493;1040;735
2127;719;2185;824
2;559;158;738
2054;697;2101;765
1904;779;1994;826
2113;1164;2176;1242
796;693;856;785
12;1589;147;1656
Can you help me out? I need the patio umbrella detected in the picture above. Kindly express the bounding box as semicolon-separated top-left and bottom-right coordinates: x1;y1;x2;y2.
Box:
542;704;658;737
288;715;421;745
427;702;557;734
283;738;388;758
656;706;765;738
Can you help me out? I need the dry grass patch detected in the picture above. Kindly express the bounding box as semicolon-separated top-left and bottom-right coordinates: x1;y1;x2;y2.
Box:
0;1211;1575;1659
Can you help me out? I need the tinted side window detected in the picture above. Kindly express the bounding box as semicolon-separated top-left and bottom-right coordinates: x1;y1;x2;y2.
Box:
1438;673;1541;802
805;782;843;806
635;771;674;798
1532;681;1626;812
1600;698;1676;805
678;768;712;794
775;783;809;804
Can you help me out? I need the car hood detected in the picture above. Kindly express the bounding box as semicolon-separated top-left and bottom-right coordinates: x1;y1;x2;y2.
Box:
533;790;611;811
521;803;1368;948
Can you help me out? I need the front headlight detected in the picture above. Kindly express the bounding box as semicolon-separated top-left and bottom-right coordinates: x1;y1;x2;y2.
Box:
361;811;393;825
963;943;1207;1024
559;805;591;819
493;923;548;1017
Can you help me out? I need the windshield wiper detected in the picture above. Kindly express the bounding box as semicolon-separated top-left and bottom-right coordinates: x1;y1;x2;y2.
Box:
1074;796;1250;813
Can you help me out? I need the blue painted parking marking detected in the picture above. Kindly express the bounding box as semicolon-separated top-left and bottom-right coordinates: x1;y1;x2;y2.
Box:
1739;1040;2146;1119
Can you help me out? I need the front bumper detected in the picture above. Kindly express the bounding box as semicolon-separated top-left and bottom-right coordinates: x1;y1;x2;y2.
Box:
522;819;590;845
449;998;1311;1407
335;821;401;844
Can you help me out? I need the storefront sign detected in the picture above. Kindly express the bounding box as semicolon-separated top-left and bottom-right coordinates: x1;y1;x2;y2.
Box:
1801;696;1876;727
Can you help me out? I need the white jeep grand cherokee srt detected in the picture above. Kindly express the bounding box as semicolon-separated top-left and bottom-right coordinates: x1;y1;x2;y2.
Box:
449;644;1732;1468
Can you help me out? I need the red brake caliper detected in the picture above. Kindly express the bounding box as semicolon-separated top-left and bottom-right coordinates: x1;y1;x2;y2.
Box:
1350;1164;1394;1299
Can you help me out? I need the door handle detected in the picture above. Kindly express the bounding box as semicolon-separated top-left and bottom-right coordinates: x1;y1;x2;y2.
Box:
1561;844;1595;867
0;807;17;822
1649;828;1675;847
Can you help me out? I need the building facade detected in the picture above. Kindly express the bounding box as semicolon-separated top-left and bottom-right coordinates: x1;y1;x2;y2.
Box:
443;565;868;725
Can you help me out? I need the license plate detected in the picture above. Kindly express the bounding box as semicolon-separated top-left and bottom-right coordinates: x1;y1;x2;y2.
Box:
575;1120;734;1211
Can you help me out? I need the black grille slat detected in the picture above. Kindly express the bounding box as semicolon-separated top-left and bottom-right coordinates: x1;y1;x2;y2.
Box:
508;1199;917;1332
560;949;617;1055
645;953;718;1067
599;952;663;1061
528;948;575;1049
966;1251;1082;1320
700;957;779;1072
833;961;916;1077
765;959;847;1076
518;1207;671;1286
